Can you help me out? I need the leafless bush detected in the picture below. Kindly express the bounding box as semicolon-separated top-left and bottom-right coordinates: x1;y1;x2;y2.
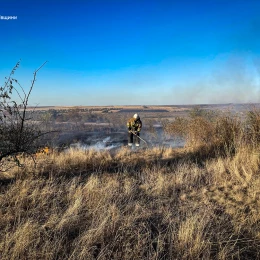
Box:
165;111;243;156
0;61;48;167
245;109;260;147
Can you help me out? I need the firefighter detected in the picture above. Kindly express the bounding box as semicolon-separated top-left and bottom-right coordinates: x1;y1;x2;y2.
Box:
127;113;142;147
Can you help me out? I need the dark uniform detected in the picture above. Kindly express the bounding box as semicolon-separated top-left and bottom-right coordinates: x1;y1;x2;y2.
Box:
127;115;142;146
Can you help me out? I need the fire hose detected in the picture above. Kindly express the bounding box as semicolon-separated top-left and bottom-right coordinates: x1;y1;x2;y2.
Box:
130;130;148;146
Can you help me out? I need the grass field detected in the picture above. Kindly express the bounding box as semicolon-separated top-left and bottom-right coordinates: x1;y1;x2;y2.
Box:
1;107;260;259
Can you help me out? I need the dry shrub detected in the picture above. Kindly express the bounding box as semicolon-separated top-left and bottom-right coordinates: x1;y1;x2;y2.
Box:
245;109;260;147
164;117;188;138
186;117;215;148
214;115;242;154
166;113;243;156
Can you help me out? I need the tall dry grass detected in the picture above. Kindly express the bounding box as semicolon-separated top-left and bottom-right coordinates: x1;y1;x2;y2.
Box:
165;109;260;156
1;111;260;259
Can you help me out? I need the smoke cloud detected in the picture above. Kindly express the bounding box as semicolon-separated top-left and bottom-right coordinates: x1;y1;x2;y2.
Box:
170;54;260;105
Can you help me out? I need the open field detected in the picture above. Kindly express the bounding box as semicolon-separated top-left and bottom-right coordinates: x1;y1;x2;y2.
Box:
1;105;260;259
29;103;260;116
27;103;260;150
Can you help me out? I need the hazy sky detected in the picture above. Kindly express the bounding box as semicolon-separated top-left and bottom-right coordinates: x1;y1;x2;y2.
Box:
1;0;260;105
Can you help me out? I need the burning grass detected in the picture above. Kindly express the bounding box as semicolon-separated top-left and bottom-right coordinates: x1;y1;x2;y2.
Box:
1;111;260;259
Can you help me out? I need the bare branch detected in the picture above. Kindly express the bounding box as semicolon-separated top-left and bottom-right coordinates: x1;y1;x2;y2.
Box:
0;61;49;166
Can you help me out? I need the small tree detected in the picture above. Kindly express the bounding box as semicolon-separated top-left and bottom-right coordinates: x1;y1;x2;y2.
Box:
0;61;48;166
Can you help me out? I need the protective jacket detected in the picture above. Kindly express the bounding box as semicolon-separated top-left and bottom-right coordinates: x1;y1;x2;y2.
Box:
127;117;142;132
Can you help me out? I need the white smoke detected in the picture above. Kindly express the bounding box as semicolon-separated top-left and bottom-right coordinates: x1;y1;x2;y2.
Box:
69;137;121;151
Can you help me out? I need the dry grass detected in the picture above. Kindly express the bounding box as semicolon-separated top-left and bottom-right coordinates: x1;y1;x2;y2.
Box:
1;112;260;259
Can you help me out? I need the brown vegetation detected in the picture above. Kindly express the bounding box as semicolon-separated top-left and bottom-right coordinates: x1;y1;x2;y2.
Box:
1;110;260;259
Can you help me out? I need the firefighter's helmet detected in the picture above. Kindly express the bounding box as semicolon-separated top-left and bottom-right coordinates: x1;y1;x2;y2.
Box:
133;113;139;119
